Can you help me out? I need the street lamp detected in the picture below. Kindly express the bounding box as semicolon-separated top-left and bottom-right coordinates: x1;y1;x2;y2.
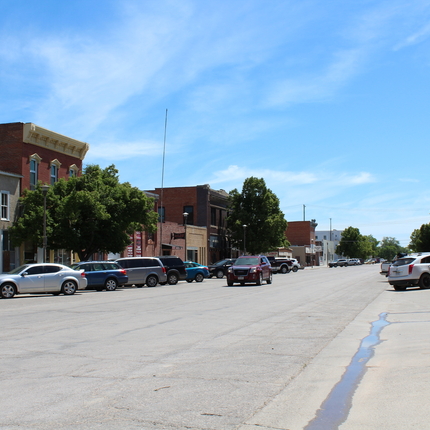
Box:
242;224;247;255
183;212;188;261
41;184;50;263
311;238;314;268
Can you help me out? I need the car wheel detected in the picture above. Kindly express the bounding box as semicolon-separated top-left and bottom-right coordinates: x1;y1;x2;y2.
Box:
256;273;262;286
292;266;298;272
186;279;193;283
105;278;118;291
280;265;289;274
227;281;234;286
266;273;272;284
393;285;407;291
216;270;224;278
167;273;179;285
1;283;16;299
419;273;430;289
195;273;204;282
146;275;158;288
62;280;77;295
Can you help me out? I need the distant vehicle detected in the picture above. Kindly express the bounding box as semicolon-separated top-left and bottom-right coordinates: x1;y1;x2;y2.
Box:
157;256;187;285
387;253;430;290
208;258;236;278
227;255;272;286
184;261;210;283
116;257;167;287
71;261;128;291
0;263;87;299
329;259;348;268
348;258;362;266
267;256;291;274
289;258;302;272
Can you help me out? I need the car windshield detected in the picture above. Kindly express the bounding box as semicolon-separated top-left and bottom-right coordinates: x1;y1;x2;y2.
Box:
392;258;415;266
235;257;259;265
214;259;229;266
8;264;30;274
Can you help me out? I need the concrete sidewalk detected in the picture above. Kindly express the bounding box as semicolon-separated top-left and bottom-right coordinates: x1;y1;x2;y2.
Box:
239;284;430;430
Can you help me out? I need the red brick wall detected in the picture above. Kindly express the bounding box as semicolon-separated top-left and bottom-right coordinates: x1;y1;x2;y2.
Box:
286;221;315;246
0;123;24;175
0;122;83;191
151;187;199;225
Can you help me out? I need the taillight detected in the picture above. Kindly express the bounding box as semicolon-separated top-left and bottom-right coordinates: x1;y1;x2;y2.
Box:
81;271;86;278
120;269;127;275
409;264;414;274
162;267;167;274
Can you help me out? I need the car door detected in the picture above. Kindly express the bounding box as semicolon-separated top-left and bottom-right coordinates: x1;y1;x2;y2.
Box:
43;265;66;292
18;265;46;293
261;257;271;279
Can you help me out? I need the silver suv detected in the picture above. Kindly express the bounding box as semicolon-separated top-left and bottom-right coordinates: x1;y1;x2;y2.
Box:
115;257;167;287
387;253;430;290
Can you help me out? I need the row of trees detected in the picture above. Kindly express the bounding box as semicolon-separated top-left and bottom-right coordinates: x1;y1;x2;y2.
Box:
10;164;428;260
336;228;407;261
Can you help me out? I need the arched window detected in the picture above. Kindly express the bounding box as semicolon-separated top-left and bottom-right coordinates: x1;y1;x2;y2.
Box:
29;154;42;190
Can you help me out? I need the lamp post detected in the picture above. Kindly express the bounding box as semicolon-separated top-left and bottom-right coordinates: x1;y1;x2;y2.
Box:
242;224;247;255
311;238;314;268
183;212;188;261
41;184;50;263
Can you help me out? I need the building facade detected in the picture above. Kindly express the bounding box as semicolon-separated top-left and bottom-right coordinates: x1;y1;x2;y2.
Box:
0;122;89;269
285;219;321;266
147;185;230;264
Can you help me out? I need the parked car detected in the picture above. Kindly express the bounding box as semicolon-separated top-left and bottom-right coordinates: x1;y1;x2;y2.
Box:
348;258;361;266
0;263;87;299
329;259;348;268
71;261;128;291
289;258;302;272
115;257;167;287
184;261;210;282
267;256;291;274
208;258;236;278
387;253;430;290
227;255;272;286
157;256;187;285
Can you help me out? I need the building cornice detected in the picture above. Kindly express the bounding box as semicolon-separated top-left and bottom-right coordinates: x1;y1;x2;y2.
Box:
23;123;89;160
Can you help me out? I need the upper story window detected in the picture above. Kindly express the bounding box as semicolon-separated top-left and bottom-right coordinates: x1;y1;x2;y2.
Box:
29;154;42;190
183;205;194;225
69;164;79;178
158;206;165;223
211;207;216;226
1;191;9;221
50;159;61;185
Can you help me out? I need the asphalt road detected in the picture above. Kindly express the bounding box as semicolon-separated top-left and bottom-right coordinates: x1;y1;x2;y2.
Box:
0;264;419;429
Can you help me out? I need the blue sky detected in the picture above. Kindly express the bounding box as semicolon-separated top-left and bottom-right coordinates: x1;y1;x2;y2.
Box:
1;0;430;246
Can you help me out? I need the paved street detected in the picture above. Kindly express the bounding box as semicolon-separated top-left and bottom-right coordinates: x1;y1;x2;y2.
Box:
1;265;427;430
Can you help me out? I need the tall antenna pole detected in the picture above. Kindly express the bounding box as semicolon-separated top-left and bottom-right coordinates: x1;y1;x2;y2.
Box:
159;109;168;256
303;204;306;221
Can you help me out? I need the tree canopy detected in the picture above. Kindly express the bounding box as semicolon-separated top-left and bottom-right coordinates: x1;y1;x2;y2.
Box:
336;227;380;259
226;177;289;255
409;224;430;253
10;164;158;261
377;237;407;261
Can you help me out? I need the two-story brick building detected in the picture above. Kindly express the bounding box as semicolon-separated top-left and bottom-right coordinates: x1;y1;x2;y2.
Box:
147;185;231;264
0;122;89;269
285;219;321;266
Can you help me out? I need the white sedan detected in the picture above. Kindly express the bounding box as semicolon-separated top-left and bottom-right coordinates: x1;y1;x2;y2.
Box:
0;263;87;298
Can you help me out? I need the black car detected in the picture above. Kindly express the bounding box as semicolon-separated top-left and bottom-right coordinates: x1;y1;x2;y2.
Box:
71;261;128;291
208;258;237;278
157;256;187;285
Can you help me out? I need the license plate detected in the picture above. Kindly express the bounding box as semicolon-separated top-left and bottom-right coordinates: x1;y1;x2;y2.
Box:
238;276;244;280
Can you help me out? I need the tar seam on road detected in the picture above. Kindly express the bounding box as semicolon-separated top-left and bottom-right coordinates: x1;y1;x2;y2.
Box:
304;312;390;430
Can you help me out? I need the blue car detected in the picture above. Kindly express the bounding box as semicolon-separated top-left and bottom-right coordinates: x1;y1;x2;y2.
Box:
184;261;210;283
71;261;128;291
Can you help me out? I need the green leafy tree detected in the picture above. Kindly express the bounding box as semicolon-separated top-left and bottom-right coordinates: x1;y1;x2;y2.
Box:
10;165;158;261
226;177;288;255
363;235;379;258
377;237;406;261
409;224;430;252
336;226;362;258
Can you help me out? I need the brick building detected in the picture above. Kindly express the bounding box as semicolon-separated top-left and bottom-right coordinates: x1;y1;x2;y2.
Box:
0;122;89;268
285;219;321;266
147;185;230;264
